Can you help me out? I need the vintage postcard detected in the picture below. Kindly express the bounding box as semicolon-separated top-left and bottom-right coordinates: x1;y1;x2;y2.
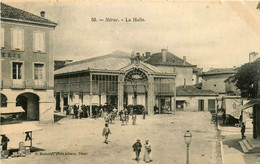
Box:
1;0;260;164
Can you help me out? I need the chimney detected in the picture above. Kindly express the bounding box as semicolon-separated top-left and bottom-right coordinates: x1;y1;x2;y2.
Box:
40;11;45;18
249;52;259;63
161;49;167;62
183;78;186;88
183;56;186;65
145;52;151;59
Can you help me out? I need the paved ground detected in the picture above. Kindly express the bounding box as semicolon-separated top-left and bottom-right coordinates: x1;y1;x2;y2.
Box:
219;124;260;164
2;112;220;164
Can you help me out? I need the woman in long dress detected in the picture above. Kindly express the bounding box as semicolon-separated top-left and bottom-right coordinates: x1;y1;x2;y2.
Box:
144;140;152;163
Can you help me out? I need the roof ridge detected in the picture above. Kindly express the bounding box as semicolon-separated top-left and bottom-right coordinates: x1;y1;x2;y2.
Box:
66;50;130;66
1;2;57;26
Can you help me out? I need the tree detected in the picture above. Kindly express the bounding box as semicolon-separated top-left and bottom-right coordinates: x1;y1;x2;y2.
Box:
231;60;260;98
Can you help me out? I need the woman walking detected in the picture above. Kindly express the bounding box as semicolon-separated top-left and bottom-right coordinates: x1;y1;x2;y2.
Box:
144;140;152;163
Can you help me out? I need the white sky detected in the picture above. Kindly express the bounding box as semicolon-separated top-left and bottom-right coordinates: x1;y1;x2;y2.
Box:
4;1;260;71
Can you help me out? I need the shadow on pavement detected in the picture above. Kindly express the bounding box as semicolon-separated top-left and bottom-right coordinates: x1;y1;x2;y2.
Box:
31;147;46;152
54;114;67;123
223;138;243;153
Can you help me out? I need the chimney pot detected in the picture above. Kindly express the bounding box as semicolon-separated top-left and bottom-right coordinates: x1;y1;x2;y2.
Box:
40;11;45;18
145;52;151;59
161;49;167;62
183;56;186;65
249;52;259;63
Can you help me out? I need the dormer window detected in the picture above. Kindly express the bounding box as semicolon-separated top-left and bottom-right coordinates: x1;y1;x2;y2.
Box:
11;28;24;51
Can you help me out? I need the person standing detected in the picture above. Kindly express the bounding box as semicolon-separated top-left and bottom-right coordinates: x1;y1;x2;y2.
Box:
1;134;10;151
222;110;226;124
132;114;137;125
143;140;152;163
119;110;123;121
241;122;246;140
132;139;142;162
79;107;83;119
143;108;146;120
125;111;129;125
102;123;111;144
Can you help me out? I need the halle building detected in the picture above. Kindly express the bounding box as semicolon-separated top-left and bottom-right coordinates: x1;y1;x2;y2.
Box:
54;50;177;116
1;3;57;123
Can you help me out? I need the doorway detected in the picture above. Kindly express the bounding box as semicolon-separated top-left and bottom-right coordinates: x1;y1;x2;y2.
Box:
16;92;40;120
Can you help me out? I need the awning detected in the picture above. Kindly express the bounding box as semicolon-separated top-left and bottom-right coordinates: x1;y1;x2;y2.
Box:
0;106;25;114
241;100;260;111
0;122;42;135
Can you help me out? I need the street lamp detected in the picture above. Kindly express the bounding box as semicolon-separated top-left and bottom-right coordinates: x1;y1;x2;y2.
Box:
184;130;192;164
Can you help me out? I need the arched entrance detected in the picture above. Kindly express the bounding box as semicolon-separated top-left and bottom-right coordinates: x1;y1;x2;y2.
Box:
1;94;8;107
16;92;40;121
123;68;149;110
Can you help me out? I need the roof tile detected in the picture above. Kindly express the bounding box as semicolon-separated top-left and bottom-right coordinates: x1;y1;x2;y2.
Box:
1;3;57;26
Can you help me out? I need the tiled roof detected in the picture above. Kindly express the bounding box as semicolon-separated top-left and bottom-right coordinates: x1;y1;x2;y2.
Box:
145;51;194;67
176;85;217;96
203;68;237;76
1;3;57;26
54;50;170;75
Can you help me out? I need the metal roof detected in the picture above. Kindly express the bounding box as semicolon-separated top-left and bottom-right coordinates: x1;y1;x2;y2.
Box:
54;51;172;75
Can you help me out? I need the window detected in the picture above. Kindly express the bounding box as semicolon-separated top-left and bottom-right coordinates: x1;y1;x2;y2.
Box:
33;31;45;52
11;28;24;50
13;62;23;79
34;63;45;80
1;28;4;48
214;84;217;87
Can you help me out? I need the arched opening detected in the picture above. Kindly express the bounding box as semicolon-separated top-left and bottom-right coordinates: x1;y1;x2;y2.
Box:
1;94;8;107
124;68;149;112
16;92;40;121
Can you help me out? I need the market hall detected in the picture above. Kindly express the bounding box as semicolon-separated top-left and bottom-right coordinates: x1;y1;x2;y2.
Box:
54;51;177;116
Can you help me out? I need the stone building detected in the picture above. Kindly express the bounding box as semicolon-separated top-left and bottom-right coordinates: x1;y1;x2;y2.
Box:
201;68;237;95
144;49;198;86
0;3;57;123
176;85;218;112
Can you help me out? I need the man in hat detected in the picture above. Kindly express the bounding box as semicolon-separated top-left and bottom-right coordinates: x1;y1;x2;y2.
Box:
241;122;246;140
132;139;142;162
1;134;10;151
102;123;111;144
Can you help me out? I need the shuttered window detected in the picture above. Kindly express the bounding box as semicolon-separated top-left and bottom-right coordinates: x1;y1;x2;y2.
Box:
33;31;45;52
11;28;24;50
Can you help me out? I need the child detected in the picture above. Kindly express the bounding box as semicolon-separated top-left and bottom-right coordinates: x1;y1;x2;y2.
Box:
102;123;111;144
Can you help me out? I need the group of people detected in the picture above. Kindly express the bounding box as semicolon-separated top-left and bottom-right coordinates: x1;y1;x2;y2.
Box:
132;139;152;163
119;109;139;126
65;105;118;120
102;123;152;163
